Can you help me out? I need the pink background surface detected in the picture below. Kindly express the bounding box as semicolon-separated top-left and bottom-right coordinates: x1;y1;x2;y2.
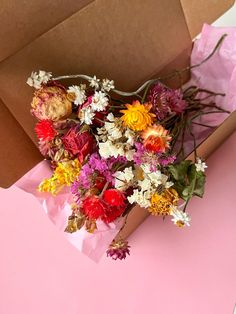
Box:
0;132;236;314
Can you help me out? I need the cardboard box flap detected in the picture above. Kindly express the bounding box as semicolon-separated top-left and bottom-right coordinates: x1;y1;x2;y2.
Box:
0;0;93;62
0;99;42;188
0;0;192;143
181;0;235;38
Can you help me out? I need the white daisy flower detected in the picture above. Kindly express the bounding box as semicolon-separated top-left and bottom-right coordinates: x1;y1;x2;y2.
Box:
89;75;100;89
101;78;115;92
195;158;207;172
114;167;134;191
91;91;109;112
127;189;151;208
79;106;95;125
67;85;87;105
27;70;52;89
170;207;191;227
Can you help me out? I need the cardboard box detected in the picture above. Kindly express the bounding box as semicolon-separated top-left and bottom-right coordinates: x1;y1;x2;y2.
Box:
0;0;235;238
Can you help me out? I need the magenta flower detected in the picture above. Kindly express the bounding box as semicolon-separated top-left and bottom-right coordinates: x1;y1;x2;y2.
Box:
148;82;186;120
158;155;176;166
106;240;130;260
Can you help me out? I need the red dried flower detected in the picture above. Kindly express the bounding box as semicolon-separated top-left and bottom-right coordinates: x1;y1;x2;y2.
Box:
81;195;106;220
103;189;126;207
94;176;107;191
93;111;107;127
62;128;96;162
35;120;57;141
102;189;126;223
103;206;126;223
81;190;126;223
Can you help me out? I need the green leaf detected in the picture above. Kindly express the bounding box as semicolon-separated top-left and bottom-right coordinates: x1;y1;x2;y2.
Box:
168;160;191;181
193;172;206;198
168;160;206;201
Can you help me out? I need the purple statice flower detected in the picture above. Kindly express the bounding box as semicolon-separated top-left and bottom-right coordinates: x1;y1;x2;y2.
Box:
133;142;159;171
71;163;93;200
89;153;109;173
106;240;130;260
70;181;82;203
133;142;175;170
108;155;127;164
88;153;114;183
158;155;176;166
133;142;146;165
78;164;94;189
148;82;186;120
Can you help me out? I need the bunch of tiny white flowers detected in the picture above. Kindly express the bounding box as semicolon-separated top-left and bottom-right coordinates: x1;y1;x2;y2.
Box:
27;70;52;89
70;76;115;125
97;113;135;161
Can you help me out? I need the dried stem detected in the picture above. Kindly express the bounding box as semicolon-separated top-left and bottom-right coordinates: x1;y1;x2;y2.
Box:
52;34;227;98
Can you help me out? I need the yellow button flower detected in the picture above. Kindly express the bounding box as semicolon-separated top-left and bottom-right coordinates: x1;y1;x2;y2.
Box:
120;100;155;131
149;188;179;216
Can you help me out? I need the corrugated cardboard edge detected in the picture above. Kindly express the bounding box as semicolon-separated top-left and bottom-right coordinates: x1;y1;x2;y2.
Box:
116;111;236;240
180;0;235;38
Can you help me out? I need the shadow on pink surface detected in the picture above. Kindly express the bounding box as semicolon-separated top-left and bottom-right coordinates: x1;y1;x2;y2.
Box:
0;132;235;314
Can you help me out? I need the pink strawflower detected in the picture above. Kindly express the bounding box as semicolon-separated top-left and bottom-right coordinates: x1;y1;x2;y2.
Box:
106;240;130;260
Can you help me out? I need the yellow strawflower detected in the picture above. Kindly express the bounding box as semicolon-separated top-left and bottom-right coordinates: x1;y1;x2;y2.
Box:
120;100;155;131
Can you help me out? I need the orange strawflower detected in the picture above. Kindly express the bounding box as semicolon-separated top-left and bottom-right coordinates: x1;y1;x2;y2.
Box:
141;124;171;153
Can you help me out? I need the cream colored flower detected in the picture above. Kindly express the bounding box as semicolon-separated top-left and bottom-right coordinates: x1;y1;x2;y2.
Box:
27;70;52;89
101;78;115;92
114;167;134;191
67;85;87;105
127;189;151;208
79;107;95;125
89;75;100;89
91;91;109;112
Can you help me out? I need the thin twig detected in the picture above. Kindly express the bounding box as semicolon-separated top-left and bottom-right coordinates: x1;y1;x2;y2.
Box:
52;34;227;97
192;122;217;128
